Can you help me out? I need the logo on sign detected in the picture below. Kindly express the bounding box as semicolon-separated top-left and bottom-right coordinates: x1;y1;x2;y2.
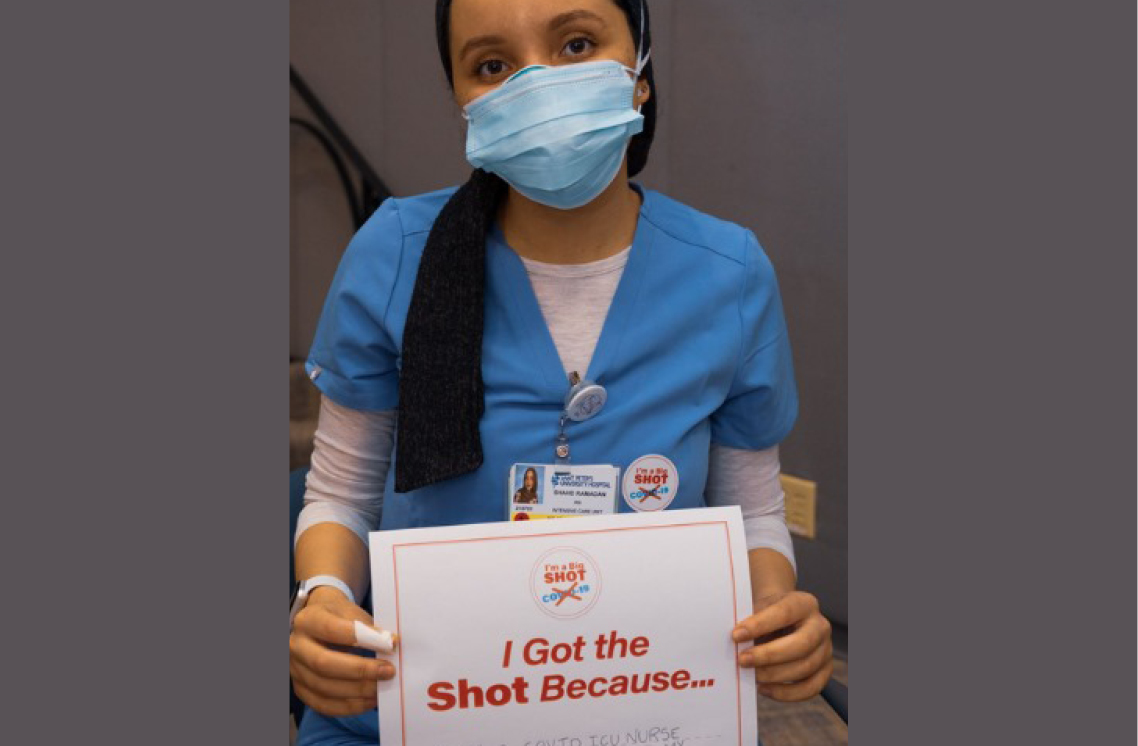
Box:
622;454;679;512
530;547;602;620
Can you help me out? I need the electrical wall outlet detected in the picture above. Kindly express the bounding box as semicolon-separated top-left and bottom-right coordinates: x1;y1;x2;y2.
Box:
780;474;817;539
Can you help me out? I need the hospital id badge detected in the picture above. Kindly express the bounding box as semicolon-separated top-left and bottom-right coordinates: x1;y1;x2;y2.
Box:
508;463;620;521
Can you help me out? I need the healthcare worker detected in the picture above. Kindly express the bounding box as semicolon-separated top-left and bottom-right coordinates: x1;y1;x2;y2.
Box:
289;0;833;743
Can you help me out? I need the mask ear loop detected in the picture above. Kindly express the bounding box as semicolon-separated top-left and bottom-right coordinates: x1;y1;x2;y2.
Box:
633;0;650;73
631;0;651;111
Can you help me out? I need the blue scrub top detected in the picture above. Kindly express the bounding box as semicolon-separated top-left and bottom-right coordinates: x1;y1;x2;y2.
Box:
306;185;797;530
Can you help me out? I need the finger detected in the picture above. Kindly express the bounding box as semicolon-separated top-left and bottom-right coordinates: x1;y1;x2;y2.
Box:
744;614;830;668
291;660;378;700
354;621;397;654
310;591;379;626
323;601;399;653
738;627;830;670
732;592;817;643
295;604;396;653
752;638;831;684
290;633;395;681
758;660;833;702
292;681;377;719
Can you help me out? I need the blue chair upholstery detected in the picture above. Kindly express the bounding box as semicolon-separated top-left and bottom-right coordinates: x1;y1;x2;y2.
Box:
290;466;311;597
821;678;848;724
290;466;311;726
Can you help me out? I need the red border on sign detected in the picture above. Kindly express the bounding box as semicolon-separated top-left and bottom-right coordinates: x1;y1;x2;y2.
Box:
389;520;744;746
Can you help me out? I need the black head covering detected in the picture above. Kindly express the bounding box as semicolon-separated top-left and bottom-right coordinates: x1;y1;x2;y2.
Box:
396;0;656;492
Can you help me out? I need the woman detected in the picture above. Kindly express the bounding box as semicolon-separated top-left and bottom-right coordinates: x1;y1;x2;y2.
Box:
514;467;541;504
289;1;833;743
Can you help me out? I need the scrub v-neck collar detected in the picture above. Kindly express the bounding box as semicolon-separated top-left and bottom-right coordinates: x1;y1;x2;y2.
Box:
488;185;656;399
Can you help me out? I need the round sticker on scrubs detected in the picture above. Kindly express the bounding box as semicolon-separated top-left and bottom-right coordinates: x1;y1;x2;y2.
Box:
530;547;601;620
622;454;679;512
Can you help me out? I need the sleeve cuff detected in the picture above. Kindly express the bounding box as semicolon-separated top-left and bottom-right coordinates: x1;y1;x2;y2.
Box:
305;359;400;412
742;515;797;576
294;502;374;549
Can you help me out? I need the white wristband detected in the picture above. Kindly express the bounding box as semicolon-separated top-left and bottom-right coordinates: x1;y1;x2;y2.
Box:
290;574;356;625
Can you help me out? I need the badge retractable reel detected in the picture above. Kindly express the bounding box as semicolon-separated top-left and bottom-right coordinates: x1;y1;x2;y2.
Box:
508;371;618;522
555;371;607;464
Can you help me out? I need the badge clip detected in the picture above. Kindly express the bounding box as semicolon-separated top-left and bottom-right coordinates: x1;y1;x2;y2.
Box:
563;371;606;422
553;372;607;464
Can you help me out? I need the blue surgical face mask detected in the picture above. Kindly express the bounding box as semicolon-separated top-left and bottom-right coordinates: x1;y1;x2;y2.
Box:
463;54;649;210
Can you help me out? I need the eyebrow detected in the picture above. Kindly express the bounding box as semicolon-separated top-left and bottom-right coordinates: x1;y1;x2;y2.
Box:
457;10;607;62
549;9;606;32
458;34;507;62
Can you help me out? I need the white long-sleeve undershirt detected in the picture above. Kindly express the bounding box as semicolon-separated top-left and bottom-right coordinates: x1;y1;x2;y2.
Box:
297;246;796;573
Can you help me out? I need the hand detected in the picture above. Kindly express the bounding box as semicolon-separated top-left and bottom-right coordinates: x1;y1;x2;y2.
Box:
732;591;832;702
289;586;398;717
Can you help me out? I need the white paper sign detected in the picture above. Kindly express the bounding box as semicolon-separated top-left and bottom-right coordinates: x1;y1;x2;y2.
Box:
369;507;757;746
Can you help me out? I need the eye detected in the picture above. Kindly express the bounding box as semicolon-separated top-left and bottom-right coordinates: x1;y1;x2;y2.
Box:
562;36;596;58
476;58;509;79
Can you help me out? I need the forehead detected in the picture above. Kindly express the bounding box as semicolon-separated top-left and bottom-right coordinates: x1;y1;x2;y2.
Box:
448;0;628;40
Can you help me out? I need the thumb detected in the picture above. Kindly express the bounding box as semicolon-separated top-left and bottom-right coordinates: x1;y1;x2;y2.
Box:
301;598;399;654
353;621;397;654
332;603;398;654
